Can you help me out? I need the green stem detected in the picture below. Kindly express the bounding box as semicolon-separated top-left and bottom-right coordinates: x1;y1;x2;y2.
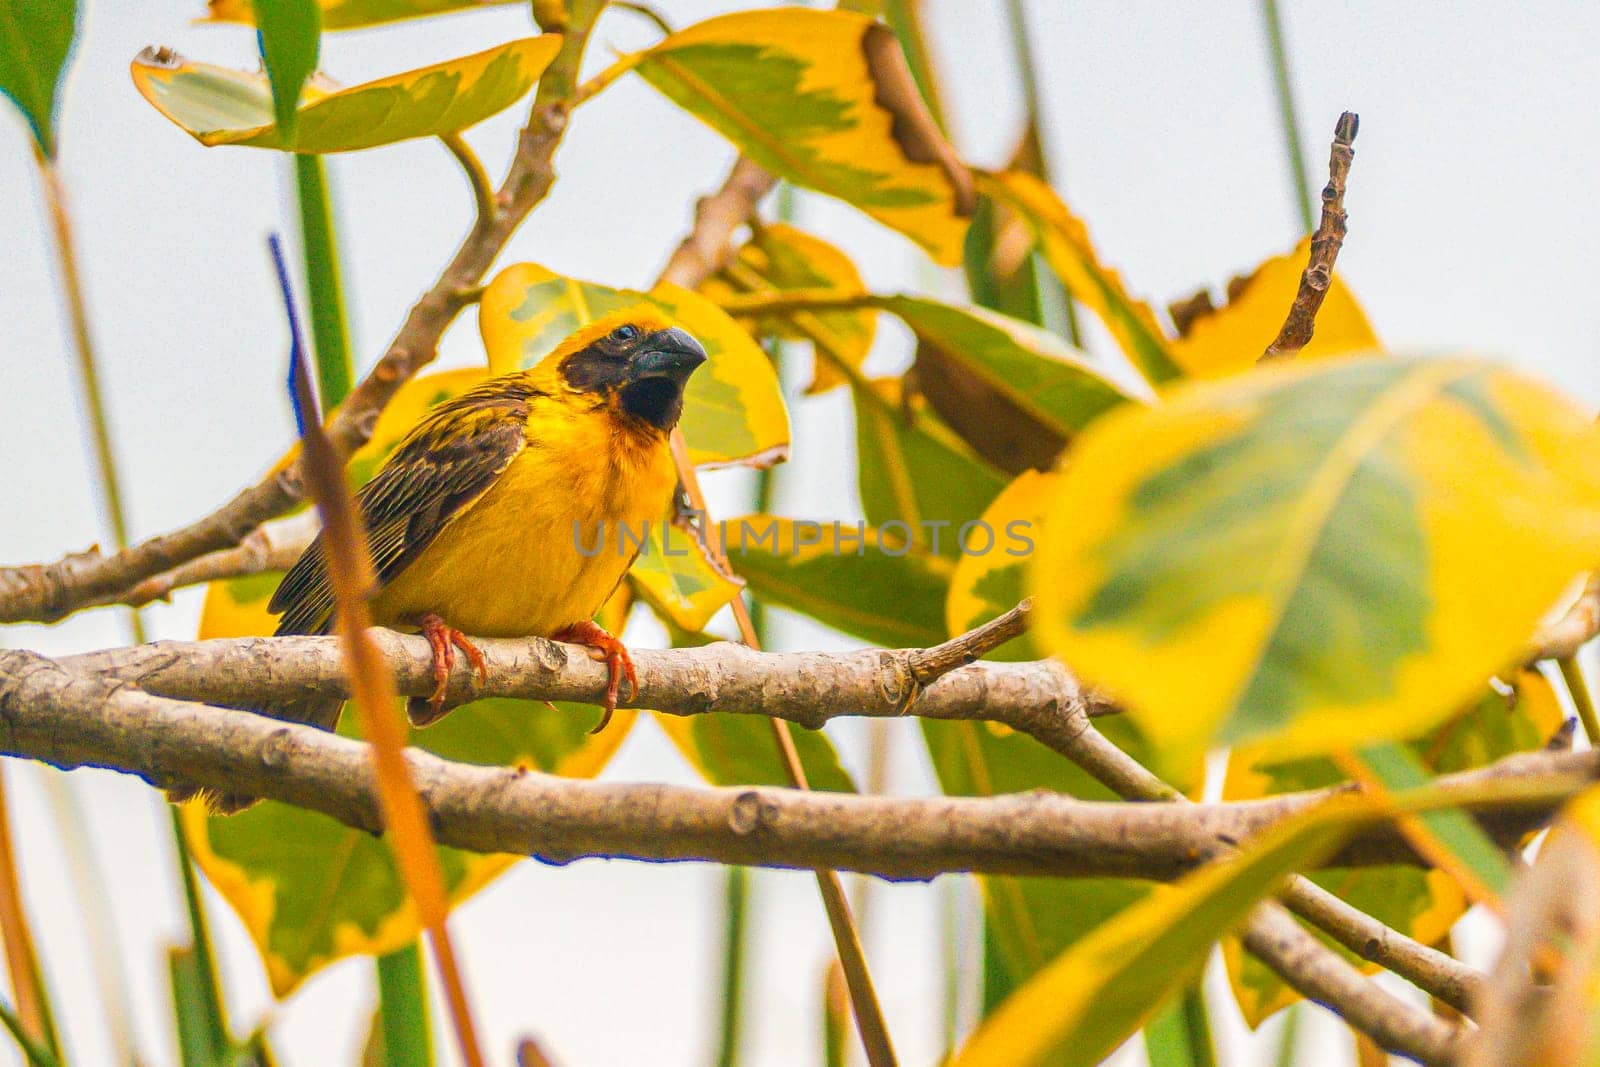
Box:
377;943;433;1067
1272;1004;1301;1067
37;154;146;644
1259;0;1315;233
0;998;57;1067
1558;656;1600;746
169;809;232;1059
293;153;354;409
713;866;749;1067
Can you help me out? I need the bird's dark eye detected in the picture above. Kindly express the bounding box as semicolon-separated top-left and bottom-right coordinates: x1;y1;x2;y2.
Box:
611;324;640;342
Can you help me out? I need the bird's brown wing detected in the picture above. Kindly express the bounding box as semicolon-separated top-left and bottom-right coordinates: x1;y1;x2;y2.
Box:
270;387;536;637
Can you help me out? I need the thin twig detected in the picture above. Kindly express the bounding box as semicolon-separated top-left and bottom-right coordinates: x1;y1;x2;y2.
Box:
1527;573;1600;662
439;132;497;224
656;153;896;1066
1260;111;1359;362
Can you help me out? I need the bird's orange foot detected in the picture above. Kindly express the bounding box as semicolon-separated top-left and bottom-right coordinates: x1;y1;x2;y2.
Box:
411;613;488;727
553;619;636;733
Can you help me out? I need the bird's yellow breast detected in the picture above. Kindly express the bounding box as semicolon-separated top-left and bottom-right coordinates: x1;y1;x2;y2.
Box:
370;398;678;637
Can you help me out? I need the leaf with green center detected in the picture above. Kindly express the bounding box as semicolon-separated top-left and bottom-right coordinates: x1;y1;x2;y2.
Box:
1170;237;1380;379
250;0;320;136
617;8;974;264
726;515;950;648
479;262;790;469
130;35;561;152
0;0;78;156
950;796;1364;1067
1031;355;1600;777
700;223;875;395
1220;668;1562;1025
188;367;634;994
883;293;1134;471
627;519;744;634
853;378;1008;558
945;469;1052;662
205;0;521;31
979;169;1179;385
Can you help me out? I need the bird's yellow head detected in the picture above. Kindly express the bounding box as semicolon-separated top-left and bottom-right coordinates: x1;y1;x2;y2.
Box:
544;309;708;433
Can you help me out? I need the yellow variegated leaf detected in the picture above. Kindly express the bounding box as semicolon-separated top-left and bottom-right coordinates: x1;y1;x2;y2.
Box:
700;223;875;394
190;368;634;995
628;519;744;634
618;8;974;264
479;262;790;469
1170;238;1380;379
130;35;560;152
204;0;521;30
951;797;1362;1067
1032;355;1600;777
979;169;1180;385
1220;668;1562;1025
945;469;1051;661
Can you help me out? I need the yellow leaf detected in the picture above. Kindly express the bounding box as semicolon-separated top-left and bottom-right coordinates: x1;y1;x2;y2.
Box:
627;519;744;635
978;169;1180;384
1219;668;1559;1024
1031;355;1600;777
1170;238;1380;379
700;223;875;394
617;8;973;264
478;261;790;469
945;469;1052;661
130;35;561;152
951;796;1362;1067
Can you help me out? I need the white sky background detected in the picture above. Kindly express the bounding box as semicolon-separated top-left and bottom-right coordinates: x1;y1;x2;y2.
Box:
1;2;1598;1065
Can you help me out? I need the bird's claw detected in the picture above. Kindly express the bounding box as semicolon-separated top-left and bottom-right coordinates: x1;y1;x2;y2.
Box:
553;619;635;733
413;613;487;727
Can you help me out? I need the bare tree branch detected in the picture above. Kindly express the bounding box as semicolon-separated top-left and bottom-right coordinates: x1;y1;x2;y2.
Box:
1261;111;1360;362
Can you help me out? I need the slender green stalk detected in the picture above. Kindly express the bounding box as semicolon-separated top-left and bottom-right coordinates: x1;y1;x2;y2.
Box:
1272;1004;1301;1067
0;997;57;1067
1558;656;1600;746
713;865;749;1067
0;767;60;1063
293;153;354;409
169;809;232;1060
377;943;433;1067
1260;0;1315;232
37;154;146;644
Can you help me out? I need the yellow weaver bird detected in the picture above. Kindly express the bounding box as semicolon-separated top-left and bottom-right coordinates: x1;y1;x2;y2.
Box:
270;309;706;735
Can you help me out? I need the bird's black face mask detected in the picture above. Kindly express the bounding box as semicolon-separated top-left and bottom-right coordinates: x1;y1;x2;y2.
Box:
561;323;708;432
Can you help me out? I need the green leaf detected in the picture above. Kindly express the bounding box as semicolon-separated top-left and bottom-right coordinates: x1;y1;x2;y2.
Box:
480;262;790;470
882;293;1133;444
726;515;951;648
949;797;1360;1067
1143;987;1218;1067
205;0;520;31
169;945;226;1067
0;0;77;156
978;169;1180;385
1032;355;1600;776
250;0;320;136
656;707;856;795
853;379;1008;557
375;943;432;1067
619;8;974;264
130;35;561;152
